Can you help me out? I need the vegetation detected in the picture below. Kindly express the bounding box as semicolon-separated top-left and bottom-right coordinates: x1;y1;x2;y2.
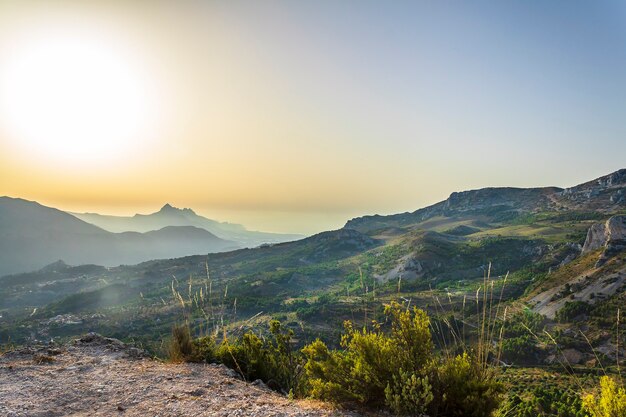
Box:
167;302;503;416
583;376;626;417
498;385;586;417
3;181;626;416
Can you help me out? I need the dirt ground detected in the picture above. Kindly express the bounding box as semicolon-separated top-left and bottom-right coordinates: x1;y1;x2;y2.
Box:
0;334;360;417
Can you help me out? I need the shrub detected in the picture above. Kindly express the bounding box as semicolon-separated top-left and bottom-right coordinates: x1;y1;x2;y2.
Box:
498;386;585;417
192;336;217;363
303;302;433;410
385;369;434;415
302;301;502;416
167;324;194;362
431;353;501;417
217;320;303;394
556;301;592;323
582;376;626;417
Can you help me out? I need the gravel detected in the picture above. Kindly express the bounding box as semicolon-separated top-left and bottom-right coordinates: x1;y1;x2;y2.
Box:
0;334;360;417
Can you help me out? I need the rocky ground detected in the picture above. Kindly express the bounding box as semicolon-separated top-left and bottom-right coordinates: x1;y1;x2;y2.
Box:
0;334;360;417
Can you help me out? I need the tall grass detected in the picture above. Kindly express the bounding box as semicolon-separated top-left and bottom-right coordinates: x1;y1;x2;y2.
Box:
168;260;235;361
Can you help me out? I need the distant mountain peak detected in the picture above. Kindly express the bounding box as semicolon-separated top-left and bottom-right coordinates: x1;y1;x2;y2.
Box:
158;203;196;216
40;260;70;273
159;203;176;212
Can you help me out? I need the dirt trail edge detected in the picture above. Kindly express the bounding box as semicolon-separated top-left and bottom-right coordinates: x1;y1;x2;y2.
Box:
0;333;360;417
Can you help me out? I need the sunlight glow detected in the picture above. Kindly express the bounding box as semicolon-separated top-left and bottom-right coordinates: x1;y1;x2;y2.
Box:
0;31;158;164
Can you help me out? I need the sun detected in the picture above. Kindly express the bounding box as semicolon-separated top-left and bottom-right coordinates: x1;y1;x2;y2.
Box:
0;31;158;165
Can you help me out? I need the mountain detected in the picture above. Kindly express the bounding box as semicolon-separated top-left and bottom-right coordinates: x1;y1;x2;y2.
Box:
2;169;626;379
553;168;626;211
0;197;238;276
0;227;379;312
345;169;626;234
72;204;303;247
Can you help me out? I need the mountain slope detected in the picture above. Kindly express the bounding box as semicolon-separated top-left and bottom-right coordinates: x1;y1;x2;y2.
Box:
553;168;626;211
2;169;626;368
72;204;303;247
0;197;237;276
345;170;626;234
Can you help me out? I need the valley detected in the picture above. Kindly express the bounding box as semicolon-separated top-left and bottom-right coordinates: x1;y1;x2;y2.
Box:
1;169;626;416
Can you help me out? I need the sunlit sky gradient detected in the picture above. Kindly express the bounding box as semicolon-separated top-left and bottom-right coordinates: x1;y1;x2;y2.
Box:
1;1;626;234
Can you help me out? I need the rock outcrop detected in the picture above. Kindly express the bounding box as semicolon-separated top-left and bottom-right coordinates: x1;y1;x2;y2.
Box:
555;169;626;211
345;169;626;233
582;215;626;266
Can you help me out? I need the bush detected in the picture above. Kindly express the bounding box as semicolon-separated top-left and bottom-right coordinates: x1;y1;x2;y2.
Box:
498;386;585;417
192;336;217;362
385;369;434;415
302;301;502;416
168;324;194;362
303;302;433;410
431;353;501;417
217;320;303;394
556;301;592;323
582;376;626;417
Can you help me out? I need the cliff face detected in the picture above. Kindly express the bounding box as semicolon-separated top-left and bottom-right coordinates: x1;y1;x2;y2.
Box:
582;215;626;265
555;169;626;211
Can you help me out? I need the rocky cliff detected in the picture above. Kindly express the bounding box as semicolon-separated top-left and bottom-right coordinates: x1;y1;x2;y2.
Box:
555;169;626;211
582;215;626;266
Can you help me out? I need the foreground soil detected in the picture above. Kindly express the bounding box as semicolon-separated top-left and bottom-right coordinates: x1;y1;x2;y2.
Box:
0;334;359;417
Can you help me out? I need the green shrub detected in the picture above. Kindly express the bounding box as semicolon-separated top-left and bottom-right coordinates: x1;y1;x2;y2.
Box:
168;324;194;362
556;301;592;323
498;385;585;417
431;353;501;417
217;320;303;394
192;336;217;363
385;369;434;415
582;376;626;417
303;302;433;410
302;301;502;416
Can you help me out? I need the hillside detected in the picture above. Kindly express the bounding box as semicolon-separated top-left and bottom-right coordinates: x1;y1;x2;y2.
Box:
0;197;238;276
0;333;355;417
345;169;626;234
2;169;626;370
72;204;303;247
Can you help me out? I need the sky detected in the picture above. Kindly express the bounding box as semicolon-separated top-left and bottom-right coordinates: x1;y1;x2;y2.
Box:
1;1;625;234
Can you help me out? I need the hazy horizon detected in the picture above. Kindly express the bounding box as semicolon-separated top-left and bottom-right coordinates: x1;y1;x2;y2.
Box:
4;163;622;236
2;1;626;234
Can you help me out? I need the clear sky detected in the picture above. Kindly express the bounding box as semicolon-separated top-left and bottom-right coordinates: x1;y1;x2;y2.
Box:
1;1;625;234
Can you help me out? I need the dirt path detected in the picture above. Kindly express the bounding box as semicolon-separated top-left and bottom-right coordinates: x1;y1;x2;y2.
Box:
0;334;359;417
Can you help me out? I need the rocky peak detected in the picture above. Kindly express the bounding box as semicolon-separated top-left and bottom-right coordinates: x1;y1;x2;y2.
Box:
159;203;177;212
595;169;626;188
557;169;626;208
39;260;70;273
158;204;196;216
442;187;559;213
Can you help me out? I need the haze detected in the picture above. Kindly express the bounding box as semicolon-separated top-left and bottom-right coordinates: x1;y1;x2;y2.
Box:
1;1;625;234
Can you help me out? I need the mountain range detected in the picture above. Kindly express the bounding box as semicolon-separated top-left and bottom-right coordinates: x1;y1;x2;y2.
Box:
1;169;626;375
71;204;302;247
0;198;300;276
